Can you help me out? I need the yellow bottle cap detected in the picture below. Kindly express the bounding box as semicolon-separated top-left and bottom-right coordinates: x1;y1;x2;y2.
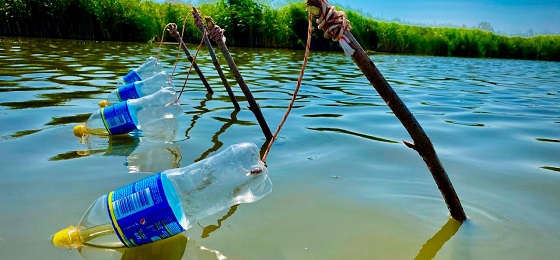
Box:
98;100;110;108
52;225;82;249
73;124;88;138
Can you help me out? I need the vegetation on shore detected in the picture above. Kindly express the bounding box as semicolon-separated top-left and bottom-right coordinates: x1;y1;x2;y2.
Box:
1;0;559;61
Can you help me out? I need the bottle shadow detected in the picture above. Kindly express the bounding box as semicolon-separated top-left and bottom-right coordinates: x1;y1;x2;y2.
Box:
414;218;462;260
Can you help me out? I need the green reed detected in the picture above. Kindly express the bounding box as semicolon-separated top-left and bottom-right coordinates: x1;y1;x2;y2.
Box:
1;0;558;61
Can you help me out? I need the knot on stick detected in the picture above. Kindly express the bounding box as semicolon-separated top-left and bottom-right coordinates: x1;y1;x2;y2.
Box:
307;0;354;56
316;0;351;42
204;17;226;43
192;7;204;31
166;23;179;37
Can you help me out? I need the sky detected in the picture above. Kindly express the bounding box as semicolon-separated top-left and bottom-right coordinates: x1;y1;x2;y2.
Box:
330;0;560;35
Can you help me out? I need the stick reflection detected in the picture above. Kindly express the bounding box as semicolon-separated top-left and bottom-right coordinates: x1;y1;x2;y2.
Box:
414;218;462;260
184;93;212;139
195;110;239;161
199;204;239;238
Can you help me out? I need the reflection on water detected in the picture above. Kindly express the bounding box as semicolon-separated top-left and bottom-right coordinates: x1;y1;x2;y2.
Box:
0;37;559;259
78;234;188;260
195;111;239;162
199;205;239;239
77;233;232;260
415;218;462;260
184;93;214;140
541;166;560;173
307;127;399;144
46;114;92;126
125;141;182;173
50;136;182;173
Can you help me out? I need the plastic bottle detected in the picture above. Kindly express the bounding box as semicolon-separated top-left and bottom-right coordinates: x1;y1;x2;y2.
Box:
74;88;181;140
107;71;169;105
52;143;272;248
117;57;162;86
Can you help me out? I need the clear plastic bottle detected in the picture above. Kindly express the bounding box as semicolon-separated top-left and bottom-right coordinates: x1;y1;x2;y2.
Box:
82;88;181;140
52;143;272;248
107;71;170;104
117;57;162;85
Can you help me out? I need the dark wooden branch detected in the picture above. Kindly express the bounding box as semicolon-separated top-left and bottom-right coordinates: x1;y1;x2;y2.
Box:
307;0;467;222
192;7;239;110
168;24;214;94
403;140;417;150
205;17;273;141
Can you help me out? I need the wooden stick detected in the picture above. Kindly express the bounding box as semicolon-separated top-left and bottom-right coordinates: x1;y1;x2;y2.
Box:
307;0;467;222
192;7;239;110
205;17;273;141
168;25;214;94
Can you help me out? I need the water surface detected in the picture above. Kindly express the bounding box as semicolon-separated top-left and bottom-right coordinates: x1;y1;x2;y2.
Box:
0;37;559;259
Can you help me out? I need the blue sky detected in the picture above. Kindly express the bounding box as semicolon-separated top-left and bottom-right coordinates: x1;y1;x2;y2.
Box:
177;0;560;35
328;0;560;35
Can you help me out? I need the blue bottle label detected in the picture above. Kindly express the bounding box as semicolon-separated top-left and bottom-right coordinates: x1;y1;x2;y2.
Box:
117;83;140;101
101;102;137;135
106;173;184;247
122;70;142;84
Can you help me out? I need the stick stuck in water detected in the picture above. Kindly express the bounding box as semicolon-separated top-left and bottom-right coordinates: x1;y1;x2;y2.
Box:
167;24;214;95
306;0;467;222
205;17;273;141
192;7;240;110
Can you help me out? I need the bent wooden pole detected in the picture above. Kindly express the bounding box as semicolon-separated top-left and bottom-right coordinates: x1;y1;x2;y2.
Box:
192;7;240;110
306;0;467;221
167;24;214;94
204;17;273;141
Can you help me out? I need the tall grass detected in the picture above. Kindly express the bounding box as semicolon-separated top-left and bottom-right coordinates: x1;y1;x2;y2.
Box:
1;0;558;61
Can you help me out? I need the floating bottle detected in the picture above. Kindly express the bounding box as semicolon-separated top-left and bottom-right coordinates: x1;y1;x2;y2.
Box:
74;88;181;140
118;57;162;85
106;71;169;105
52;143;272;248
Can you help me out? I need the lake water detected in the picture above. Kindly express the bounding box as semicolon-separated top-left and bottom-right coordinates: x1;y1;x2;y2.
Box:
0;37;559;259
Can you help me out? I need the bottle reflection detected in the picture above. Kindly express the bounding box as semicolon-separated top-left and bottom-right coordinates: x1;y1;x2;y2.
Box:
76;233;230;260
125;140;182;173
50;135;139;161
414;218;462;260
50;135;182;173
77;233;188;260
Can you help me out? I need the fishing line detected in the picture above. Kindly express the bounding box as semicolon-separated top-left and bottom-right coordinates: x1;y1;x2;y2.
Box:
176;33;206;102
261;12;313;163
157;23;183;84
